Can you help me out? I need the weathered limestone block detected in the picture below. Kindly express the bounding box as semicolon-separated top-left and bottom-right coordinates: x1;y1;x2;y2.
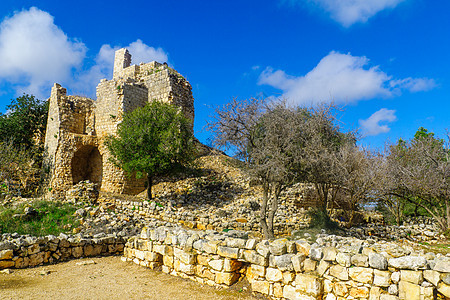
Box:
153;244;168;255
0;260;14;269
72;246;83;258
374;269;391;287
203;241;220;254
173;247;196;265
438;282;450;298
266;267;283;282
295;273;323;297
333;281;348;297
163;255;174;268
401;270;423;285
349;267;374;284
336;252;352;267
352;254;369;267
317;260;330;276
283;284;317;300
329;264;349;281
274;282;283;298
388;256;427;270
303;258;317;272
145;251;162;262
309;248;323;261
250;264;266;277
243;250;268;266
256;241;270;258
291;254;306;272
252;280;270;295
0;249;13;260
434;257;450;273
208;259;224;271
270;254;294;271
322;247;338;262
197;254;210;266
295;241;311;256
283;271;295;285
269;238;288;255
174;259;195;275
215;271;240;286
423;270;440;286
350;286;370;298
399;281;421;300
217;246;239;259
369;253;388;270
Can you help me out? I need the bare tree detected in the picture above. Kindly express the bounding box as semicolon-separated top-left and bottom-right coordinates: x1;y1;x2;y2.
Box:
208;98;311;238
208;99;357;237
382;129;450;232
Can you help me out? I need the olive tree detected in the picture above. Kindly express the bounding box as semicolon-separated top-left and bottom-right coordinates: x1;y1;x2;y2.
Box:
106;101;195;200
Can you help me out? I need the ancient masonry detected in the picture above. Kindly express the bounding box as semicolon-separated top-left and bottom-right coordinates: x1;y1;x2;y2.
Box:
44;48;194;198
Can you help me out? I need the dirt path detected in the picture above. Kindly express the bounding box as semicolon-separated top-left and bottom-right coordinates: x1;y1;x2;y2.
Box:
0;256;259;300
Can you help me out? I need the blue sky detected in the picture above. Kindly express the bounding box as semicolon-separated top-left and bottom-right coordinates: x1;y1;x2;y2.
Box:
0;0;448;149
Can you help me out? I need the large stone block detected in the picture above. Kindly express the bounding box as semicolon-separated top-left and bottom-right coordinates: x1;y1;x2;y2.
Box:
291;254;306;272
0;249;13;260
266;267;283;282
252;280;270;295
399;281;420;300
374;269;391;287
350;286;369;298
349;267;374;284
215;271;240;286
295;273;323;297
243;250;268;266
322;247;338;262
283;284;317;300
217;246;239;259
208;259;224;271
269;238;288;255
329;264;348;281
401;270;423;285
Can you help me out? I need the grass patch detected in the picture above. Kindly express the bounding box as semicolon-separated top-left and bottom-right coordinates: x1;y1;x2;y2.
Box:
0;199;80;236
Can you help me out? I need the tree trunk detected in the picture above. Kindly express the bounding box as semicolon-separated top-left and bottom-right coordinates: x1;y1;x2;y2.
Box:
260;183;270;239
147;174;153;200
267;188;279;240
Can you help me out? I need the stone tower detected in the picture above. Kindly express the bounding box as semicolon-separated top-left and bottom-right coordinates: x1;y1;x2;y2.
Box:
44;48;194;199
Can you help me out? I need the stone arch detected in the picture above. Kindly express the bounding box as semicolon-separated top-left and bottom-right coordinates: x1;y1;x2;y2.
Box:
71;145;103;187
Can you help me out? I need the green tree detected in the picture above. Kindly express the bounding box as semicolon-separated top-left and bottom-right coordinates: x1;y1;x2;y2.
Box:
0;94;48;151
106;101;195;200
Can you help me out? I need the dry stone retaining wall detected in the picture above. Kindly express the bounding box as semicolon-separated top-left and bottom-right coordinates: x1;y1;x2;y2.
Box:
0;233;126;269
123;225;450;300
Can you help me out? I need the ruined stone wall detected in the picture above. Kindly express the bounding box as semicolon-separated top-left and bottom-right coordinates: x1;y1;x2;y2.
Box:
45;48;194;198
124;226;450;300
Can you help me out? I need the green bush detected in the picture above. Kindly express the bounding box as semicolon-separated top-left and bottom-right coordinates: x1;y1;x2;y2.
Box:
0;200;80;236
308;208;339;230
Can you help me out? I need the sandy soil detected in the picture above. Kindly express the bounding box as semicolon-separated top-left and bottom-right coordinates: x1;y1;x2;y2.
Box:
0;256;260;300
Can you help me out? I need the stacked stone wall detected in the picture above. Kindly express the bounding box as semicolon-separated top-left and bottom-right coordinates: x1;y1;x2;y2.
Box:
123;226;450;300
0;233;126;270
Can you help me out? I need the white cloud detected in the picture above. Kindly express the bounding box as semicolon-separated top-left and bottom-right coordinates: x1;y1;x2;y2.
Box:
73;40;169;97
258;51;436;105
304;0;406;27
359;108;397;136
0;7;86;97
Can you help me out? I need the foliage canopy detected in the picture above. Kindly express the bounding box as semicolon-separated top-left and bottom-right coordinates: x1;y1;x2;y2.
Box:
106;101;195;199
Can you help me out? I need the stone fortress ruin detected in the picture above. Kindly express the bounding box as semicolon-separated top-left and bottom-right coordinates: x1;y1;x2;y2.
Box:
44;49;195;198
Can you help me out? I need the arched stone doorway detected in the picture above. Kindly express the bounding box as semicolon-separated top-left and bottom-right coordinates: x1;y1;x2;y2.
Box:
71;145;103;187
